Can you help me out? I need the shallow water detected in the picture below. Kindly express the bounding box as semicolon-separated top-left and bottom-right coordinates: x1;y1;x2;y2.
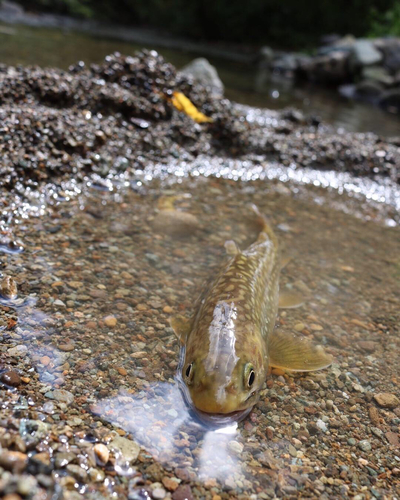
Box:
1;22;400;137
1;175;399;498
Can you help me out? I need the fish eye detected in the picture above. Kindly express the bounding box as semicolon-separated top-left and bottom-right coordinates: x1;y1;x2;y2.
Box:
244;363;255;389
184;363;194;384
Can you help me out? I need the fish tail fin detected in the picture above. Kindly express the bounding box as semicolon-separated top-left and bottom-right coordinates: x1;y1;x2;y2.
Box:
251;204;277;243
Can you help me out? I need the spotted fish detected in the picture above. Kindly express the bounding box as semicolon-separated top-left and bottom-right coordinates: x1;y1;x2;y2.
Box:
171;207;333;415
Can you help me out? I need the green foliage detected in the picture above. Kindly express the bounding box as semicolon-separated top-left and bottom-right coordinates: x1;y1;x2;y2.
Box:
17;0;398;47
369;3;400;37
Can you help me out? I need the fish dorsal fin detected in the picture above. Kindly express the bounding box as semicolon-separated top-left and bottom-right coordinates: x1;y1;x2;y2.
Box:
269;330;333;371
170;315;192;344
224;240;240;256
278;289;304;308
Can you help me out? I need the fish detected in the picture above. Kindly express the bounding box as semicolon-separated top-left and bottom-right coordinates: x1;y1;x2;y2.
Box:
170;206;333;416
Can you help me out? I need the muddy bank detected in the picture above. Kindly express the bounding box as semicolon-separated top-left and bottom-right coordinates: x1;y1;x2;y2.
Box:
1;50;400;227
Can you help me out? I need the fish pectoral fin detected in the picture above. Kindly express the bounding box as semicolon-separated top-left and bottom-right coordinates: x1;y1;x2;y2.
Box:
170;315;191;344
280;253;292;269
269;331;333;371
224;240;240;256
278;289;304;308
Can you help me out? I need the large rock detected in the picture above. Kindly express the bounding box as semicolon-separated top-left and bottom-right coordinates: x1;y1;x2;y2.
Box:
180;58;224;96
350;39;382;67
362;66;394;86
300;51;350;83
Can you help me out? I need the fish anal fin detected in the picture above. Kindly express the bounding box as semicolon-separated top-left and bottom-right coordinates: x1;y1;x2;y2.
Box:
224;240;240;256
269;330;333;372
279;289;304;309
170;315;191;344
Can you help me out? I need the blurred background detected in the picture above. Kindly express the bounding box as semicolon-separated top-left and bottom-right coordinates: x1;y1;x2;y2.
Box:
1;0;400;135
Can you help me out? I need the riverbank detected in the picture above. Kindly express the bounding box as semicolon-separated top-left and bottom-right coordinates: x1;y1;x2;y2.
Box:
1;50;400;230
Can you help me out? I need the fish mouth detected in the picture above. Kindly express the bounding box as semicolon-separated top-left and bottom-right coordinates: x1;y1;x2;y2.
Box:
192;406;252;428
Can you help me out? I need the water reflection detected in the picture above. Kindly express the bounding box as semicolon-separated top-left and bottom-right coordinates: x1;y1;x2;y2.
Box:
94;380;245;484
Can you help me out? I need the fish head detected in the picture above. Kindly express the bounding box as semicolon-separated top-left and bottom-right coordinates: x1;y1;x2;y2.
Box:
182;304;267;414
182;355;265;414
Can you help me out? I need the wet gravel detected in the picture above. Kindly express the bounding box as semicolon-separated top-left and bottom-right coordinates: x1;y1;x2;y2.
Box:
1;50;400;228
0;177;399;499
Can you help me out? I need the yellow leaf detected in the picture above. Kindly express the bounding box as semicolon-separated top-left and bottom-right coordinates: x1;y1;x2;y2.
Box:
171;91;213;123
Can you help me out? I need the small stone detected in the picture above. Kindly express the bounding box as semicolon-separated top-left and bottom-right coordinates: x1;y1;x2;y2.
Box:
385;432;399;447
358;440;372;452
54;452;77;468
67;464;88;482
310;323;323;331
0;451;28;473
40;356;51;366
163;306;173;314
8;345;28;357
316;419;328;433
17;475;37;496
294;322;305;331
1;275;18;299
58;343;75;351
0;369;21;386
108;434;140;463
162;477;180;491
152;487;167;499
52;389;74;404
172;485;194;500
227;440;244;455
104;315;117;327
54;299;66;307
88;467;105;482
347;438;356;446
374;393;399;409
117;367;127;376
93;443;109;464
369;406;380;425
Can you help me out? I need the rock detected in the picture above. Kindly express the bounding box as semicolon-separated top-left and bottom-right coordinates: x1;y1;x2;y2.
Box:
0;369;21;386
7;345;28;357
54;451;77;468
104;315;117;327
350;39;382;67
258;46;274;68
0;275;17;299
362;66;394;86
162;477;180;491
67;464;88;482
51;389;75;404
353;82;384;102
300;51;350;83
53;299;66;307
108;434;140;463
373;393;399;409
152;487;166;499
379;89;400;113
93;443;109;464
153;210;201;236
181;58;224;95
272;54;298;73
358;440;372;452
0;450;27;473
172;485;194;500
227;439;244;456
385;431;399;447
